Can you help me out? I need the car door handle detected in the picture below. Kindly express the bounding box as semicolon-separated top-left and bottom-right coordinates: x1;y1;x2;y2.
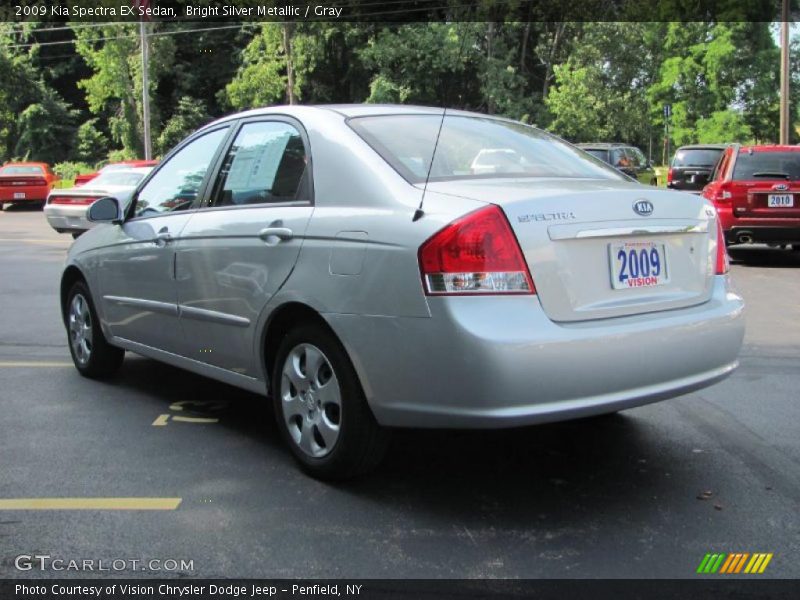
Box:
154;230;173;247
258;227;293;242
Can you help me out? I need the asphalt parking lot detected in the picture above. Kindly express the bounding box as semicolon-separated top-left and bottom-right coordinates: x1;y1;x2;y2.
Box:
1;204;798;579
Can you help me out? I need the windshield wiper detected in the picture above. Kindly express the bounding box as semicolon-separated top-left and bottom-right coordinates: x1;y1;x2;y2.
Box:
752;171;791;179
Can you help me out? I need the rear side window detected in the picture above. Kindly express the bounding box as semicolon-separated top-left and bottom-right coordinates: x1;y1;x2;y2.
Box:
349;115;623;183
732;151;800;180
583;149;610;163
672;149;723;168
210;121;310;207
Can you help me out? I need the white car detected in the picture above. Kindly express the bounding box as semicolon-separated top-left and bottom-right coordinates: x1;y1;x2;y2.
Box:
44;167;153;237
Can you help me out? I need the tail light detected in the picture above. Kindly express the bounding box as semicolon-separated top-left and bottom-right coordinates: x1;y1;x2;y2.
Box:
418;204;535;295
715;217;729;275
710;182;733;205
666;168;673;184
48;196;98;205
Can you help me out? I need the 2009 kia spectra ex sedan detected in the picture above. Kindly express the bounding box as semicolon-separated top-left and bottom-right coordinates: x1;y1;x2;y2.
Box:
60;105;745;479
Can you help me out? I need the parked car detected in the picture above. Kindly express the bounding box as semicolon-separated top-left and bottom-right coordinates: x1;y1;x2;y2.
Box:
60;105;744;479
667;145;727;193
702;144;800;248
577;143;657;185
0;162;59;210
74;160;158;187
45;167;153;237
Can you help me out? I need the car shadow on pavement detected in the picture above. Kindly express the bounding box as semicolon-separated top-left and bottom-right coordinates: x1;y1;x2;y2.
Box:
111;356;678;527
728;245;800;268
1;203;45;212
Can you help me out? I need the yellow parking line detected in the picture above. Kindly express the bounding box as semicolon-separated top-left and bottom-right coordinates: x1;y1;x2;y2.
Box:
0;498;182;510
0;361;72;368
152;414;171;426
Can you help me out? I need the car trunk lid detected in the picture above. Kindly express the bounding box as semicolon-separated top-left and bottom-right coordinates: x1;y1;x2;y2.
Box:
423;178;718;322
730;179;800;219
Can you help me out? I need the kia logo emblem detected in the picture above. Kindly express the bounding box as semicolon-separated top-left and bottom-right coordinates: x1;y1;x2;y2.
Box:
633;200;654;216
773;183;789;191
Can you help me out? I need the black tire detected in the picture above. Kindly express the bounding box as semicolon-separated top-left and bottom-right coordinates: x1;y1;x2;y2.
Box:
65;280;124;378
271;323;389;480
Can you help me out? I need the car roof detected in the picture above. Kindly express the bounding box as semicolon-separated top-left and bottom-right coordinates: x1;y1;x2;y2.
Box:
203;104;514;130
576;143;631;149
736;145;800;153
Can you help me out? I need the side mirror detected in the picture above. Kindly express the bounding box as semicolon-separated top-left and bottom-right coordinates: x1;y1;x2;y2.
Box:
87;196;123;224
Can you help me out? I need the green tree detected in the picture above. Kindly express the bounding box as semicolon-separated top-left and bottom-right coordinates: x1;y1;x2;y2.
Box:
75;119;109;164
73;24;175;157
156;96;211;155
14;88;78;164
546;23;664;148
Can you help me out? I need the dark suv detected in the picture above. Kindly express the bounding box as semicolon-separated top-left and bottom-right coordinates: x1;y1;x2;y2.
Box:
667;145;726;193
577;143;657;185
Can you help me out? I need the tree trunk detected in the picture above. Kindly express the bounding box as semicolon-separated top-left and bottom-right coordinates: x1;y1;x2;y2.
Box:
542;22;565;101
283;24;296;105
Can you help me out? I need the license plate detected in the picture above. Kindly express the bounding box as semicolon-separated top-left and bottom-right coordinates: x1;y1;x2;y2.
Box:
609;242;669;290
13;192;25;199
768;194;793;207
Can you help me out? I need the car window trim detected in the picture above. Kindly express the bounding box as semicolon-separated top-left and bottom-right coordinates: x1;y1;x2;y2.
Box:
199;114;315;212
125;123;237;222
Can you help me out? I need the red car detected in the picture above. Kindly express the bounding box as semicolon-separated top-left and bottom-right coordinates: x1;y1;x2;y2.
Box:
74;160;158;187
703;145;800;248
0;162;59;210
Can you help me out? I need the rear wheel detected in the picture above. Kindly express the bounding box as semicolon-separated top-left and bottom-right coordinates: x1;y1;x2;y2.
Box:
66;281;124;378
272;323;389;480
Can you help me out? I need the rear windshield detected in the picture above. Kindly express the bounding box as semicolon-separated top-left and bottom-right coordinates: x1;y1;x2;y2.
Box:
672;148;723;168
733;151;800;180
0;165;44;175
91;170;148;187
348;114;624;183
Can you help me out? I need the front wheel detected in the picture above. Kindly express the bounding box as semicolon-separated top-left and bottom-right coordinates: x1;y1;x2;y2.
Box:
272;323;389;480
66;281;124;378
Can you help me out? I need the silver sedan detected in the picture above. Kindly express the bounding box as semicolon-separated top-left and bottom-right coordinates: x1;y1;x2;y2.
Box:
59;105;745;479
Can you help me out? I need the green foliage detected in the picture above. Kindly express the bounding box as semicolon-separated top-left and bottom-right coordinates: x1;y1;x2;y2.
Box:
14;87;77;165
1;21;797;165
156;97;211;155
695;110;753;144
75;119;109;164
223;24;288;109
73;24;175;157
53;161;94;182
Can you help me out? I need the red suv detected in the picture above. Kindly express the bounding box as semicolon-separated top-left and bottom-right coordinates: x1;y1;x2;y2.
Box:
703;144;800;247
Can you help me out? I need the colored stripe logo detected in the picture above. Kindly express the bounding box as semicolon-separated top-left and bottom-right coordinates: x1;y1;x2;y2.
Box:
697;553;773;574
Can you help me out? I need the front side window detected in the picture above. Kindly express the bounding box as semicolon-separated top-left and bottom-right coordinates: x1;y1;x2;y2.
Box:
349;115;624;184
133;127;229;218
210;121;310;207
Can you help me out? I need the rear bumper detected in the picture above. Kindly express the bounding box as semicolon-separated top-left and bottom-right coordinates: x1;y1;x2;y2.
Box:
44;204;92;233
0;187;49;202
326;276;745;429
718;205;800;244
725;226;800;245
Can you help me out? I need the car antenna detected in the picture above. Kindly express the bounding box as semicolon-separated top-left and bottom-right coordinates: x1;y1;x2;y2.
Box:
413;107;447;222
